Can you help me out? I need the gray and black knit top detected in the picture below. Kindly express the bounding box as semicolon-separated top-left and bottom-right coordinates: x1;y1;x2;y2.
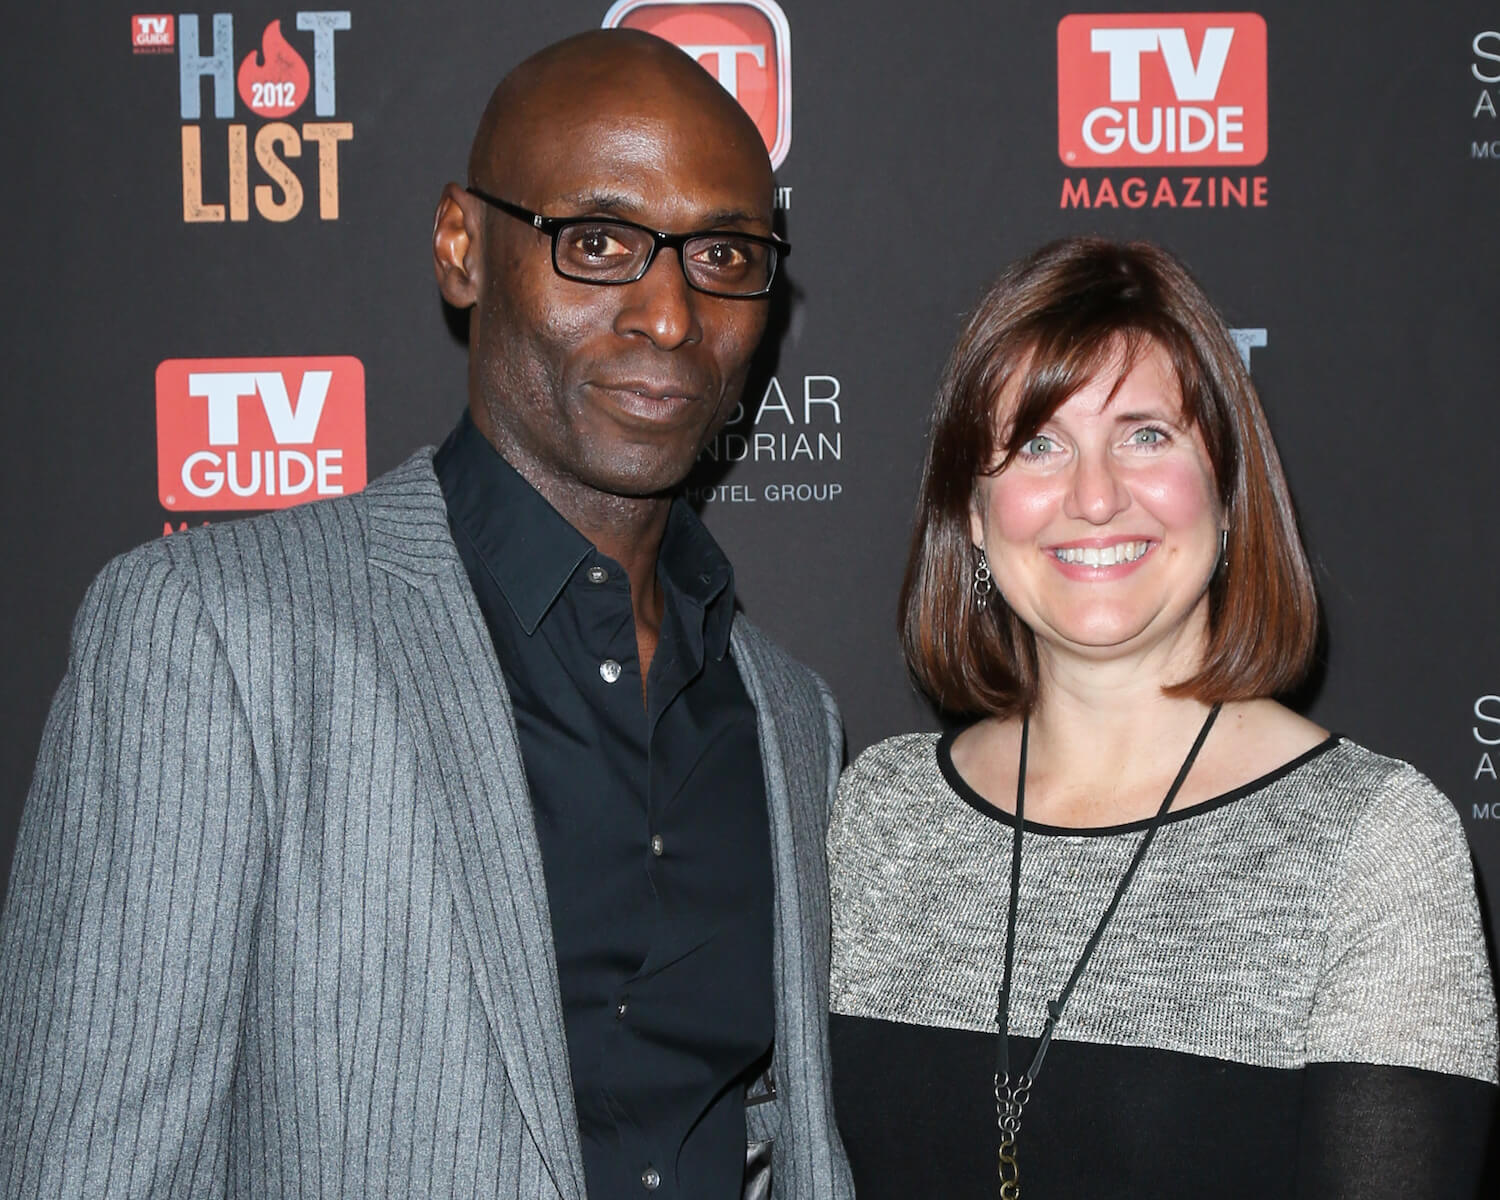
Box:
827;732;1499;1199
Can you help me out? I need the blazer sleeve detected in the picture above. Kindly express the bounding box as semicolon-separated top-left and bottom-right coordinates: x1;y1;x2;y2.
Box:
0;548;269;1198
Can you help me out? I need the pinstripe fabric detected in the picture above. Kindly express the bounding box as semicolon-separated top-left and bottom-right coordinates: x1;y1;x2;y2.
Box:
0;451;854;1199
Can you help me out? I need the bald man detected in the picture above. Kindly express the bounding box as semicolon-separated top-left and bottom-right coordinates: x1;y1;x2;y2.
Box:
0;31;854;1200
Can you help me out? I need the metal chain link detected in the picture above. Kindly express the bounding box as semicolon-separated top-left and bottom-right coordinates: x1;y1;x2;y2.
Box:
995;1071;1033;1199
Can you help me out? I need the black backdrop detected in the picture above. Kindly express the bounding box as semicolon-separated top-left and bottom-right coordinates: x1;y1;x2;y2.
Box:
6;4;1500;943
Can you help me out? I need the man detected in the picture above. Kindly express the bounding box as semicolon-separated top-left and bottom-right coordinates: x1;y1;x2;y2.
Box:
0;31;853;1199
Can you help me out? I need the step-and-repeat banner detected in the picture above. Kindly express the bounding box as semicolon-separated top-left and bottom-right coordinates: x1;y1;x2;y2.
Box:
4;4;1499;936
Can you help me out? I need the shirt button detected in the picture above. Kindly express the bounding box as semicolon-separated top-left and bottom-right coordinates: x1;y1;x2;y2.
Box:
641;1166;661;1190
599;659;622;683
616;999;629;1019
650;834;664;857
586;565;609;584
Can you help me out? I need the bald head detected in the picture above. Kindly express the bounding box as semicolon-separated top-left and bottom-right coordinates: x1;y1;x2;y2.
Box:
467;29;770;200
430;27;779;524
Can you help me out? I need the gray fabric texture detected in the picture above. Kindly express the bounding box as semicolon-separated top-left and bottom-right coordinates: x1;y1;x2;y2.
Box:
0;450;855;1199
829;732;1498;1084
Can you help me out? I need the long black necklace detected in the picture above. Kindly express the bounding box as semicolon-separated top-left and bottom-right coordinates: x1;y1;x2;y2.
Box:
994;702;1221;1199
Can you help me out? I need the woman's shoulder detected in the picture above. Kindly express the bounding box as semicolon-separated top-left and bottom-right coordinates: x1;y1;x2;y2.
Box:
830;731;951;858
1258;722;1460;839
841;730;946;795
1319;739;1473;881
1223;702;1453;835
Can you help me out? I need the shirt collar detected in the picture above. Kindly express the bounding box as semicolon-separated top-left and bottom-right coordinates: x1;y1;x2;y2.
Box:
658;493;737;662
434;411;736;657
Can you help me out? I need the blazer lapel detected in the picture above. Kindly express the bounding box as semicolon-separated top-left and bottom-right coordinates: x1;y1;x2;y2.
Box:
731;620;850;1196
730;623;820;1104
365;452;585;1200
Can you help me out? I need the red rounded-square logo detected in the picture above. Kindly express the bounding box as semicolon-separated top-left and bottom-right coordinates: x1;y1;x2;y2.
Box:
156;356;367;511
1058;12;1267;167
132;14;175;52
603;0;791;168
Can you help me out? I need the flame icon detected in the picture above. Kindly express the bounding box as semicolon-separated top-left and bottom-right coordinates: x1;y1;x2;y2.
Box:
237;20;309;119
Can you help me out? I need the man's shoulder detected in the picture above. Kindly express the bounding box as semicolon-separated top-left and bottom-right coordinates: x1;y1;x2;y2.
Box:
165;446;433;554
92;448;444;615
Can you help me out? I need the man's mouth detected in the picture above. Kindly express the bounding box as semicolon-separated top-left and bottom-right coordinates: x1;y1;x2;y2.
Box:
598;380;702;403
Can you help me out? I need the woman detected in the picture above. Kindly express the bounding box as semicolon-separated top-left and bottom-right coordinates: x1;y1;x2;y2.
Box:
827;238;1497;1199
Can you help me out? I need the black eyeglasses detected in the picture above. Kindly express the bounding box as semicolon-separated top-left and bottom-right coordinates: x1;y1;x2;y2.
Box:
466;186;787;298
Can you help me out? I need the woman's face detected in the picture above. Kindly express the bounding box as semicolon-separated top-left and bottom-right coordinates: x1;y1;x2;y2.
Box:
969;340;1224;675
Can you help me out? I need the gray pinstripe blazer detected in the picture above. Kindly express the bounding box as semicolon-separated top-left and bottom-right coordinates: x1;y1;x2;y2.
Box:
0;451;855;1199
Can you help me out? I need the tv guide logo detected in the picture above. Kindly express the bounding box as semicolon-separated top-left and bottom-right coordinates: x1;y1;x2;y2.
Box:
1058;13;1267;167
157;356;366;511
132;14;176;52
136;11;354;222
603;0;791;169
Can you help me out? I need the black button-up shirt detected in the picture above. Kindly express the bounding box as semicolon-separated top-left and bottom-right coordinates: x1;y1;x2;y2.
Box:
435;414;774;1200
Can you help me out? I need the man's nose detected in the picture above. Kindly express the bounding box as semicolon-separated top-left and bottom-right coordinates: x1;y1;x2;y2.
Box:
614;247;702;350
1062;449;1131;524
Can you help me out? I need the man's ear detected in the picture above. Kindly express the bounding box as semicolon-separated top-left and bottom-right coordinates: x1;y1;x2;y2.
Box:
433;182;481;308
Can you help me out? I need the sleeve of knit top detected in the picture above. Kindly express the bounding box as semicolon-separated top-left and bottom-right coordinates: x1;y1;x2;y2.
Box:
1294;761;1499;1199
1306;761;1496;1080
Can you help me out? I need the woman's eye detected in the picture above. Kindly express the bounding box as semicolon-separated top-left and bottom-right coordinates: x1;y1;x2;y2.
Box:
1130;427;1167;446
1022;436;1056;456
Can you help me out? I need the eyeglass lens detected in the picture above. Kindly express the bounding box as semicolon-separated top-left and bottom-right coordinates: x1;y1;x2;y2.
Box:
553;221;775;296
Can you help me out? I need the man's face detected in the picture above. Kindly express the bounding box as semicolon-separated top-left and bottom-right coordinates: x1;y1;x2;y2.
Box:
468;93;774;506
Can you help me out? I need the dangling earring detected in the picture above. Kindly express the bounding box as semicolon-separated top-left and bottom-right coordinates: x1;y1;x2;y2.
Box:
1217;528;1229;577
973;549;993;610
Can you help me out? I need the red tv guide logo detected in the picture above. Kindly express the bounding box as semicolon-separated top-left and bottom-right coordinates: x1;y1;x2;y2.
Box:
156;356;367;511
1058;13;1267;167
132;14;175;51
603;0;791;168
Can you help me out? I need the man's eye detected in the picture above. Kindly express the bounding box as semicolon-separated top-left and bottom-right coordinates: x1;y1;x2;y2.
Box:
572;227;630;259
693;240;750;271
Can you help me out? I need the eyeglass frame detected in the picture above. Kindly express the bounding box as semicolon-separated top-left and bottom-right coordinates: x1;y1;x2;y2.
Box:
465;186;788;298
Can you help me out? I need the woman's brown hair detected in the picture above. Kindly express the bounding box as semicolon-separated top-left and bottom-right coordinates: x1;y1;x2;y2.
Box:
899;237;1318;716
